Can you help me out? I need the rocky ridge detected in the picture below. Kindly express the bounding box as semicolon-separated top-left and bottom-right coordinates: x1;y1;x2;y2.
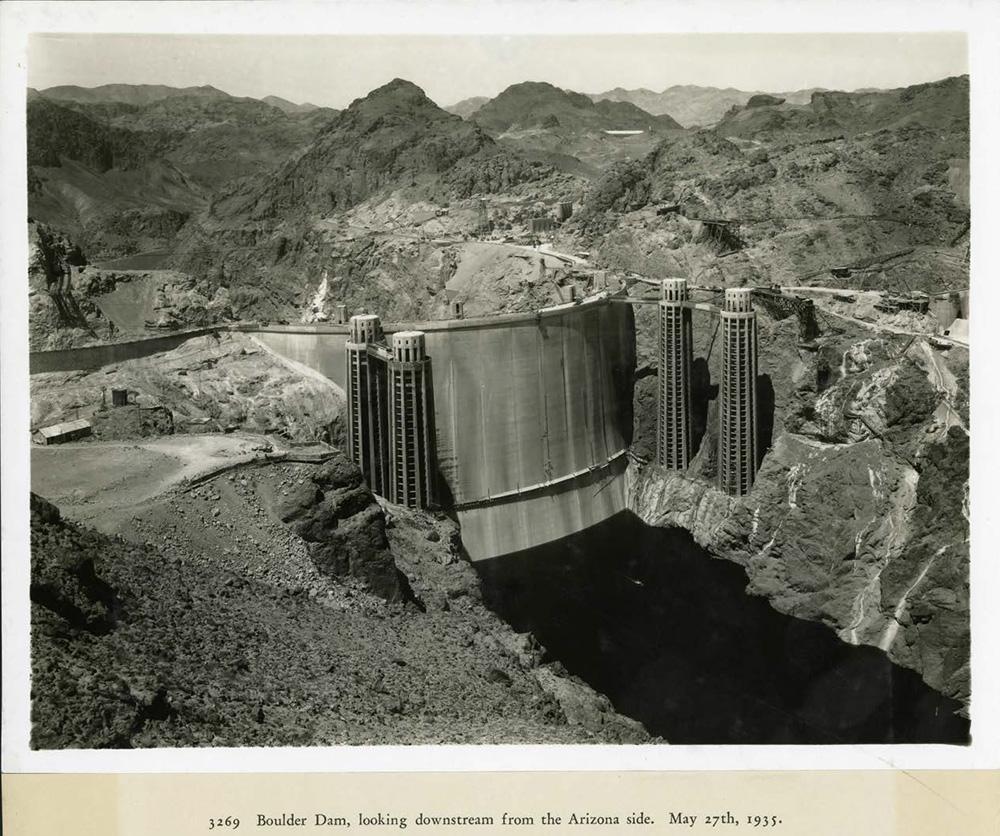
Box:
469;81;683;133
589;84;827;127
576;84;969;291
27;85;337;260
30;449;651;747
626;297;970;708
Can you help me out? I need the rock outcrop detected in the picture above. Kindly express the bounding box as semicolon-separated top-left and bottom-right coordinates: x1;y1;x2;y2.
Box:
630;411;970;708
266;457;412;602
28;222;94;347
30;451;651;746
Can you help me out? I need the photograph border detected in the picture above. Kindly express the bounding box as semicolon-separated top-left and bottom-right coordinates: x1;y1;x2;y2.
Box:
2;0;999;775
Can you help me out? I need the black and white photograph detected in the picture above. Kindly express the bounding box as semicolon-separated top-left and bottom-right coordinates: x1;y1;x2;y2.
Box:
7;17;984;754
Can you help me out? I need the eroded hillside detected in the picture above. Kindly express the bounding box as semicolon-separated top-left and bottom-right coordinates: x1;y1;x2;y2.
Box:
30;454;651;747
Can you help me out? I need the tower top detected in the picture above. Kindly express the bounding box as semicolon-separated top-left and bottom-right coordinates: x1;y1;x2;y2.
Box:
392;330;427;362
349;313;382;344
724;287;754;313
660;277;688;303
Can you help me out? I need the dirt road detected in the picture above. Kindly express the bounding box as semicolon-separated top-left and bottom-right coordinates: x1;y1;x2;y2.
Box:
31;433;277;525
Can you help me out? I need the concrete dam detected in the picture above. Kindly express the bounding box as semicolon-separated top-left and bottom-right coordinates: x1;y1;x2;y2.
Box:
249;297;637;560
28;282;759;561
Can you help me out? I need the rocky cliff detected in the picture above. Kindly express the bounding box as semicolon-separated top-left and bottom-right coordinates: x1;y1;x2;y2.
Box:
169;79;565;320
31;448;651;747
628;307;970;708
578;77;969;291
28;221;240;349
28;222;94;347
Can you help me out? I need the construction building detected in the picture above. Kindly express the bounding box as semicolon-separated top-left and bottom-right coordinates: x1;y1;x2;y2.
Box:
657;278;694;469
346;314;390;496
36;418;92;445
387;331;435;508
875;291;929;315
718;287;759;497
529;217;556;234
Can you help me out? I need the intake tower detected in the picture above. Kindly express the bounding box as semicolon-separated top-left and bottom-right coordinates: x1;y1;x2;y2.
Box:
718;288;759;496
388;331;435;508
657;278;694;469
346;314;389;495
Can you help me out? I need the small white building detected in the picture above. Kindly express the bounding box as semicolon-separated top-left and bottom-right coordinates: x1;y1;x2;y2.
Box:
36;418;92;445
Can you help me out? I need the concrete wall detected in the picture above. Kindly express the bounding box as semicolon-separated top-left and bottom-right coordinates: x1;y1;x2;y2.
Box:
456;455;629;559
250;302;636;559
929;290;970;331
420;302;634;507
250;327;349;389
29;327;222;374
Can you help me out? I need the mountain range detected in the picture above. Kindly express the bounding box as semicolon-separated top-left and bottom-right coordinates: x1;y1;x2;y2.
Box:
26;74;969;333
587;84;828;127
466;81;683;133
171;78;568;318
712;76;967;139
27;83;338;258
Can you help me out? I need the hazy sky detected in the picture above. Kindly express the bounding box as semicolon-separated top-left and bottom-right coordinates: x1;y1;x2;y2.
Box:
28;33;967;109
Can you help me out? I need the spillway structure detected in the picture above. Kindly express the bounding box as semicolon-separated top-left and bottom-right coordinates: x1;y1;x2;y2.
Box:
718;287;759;497
345;314;390;497
657;278;694;470
387;331;435;508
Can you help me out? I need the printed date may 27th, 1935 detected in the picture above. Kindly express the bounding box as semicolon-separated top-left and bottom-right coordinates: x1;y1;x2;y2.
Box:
208;811;784;830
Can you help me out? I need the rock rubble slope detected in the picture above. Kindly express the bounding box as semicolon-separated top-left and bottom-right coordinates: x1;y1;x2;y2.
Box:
31;450;651;747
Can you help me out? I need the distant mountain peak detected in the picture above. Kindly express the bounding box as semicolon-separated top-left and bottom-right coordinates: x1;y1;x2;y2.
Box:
469;79;679;133
262;95;319;114
444;96;490;119
37;82;236;107
369;78;430;100
342;78;451;124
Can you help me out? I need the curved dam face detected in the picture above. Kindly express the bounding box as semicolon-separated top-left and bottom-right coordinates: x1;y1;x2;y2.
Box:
250;299;636;559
